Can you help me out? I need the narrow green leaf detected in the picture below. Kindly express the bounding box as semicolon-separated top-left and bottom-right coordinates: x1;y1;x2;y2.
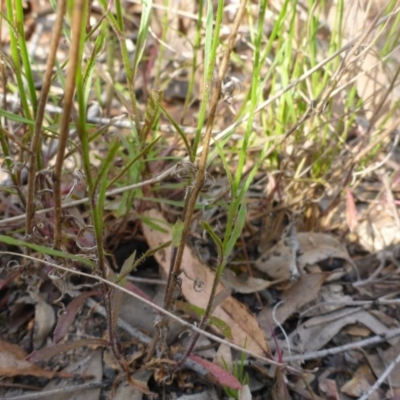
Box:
201;221;224;264
107;135;161;188
83;25;107;107
225;201;247;258
155;100;194;162
203;0;214;83
214;139;234;199
0;109;34;125
141;90;163;141
94;141;121;228
138;215;169;233
115;240;171;285
14;0;37;112
0;235;95;268
0;11;18;37
133;0;153;70
118;251;137;284
174;301;232;339
208;315;232;339
93;140;120;195
172;219;184;247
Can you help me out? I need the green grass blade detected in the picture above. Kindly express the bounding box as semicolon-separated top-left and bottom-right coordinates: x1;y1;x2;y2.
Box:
0;109;34;125
156;100;194;161
0;235;96;268
224;201;247;262
201;221;224;264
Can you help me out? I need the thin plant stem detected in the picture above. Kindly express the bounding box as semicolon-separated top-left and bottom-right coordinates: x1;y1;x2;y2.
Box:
52;0;83;250
163;0;227;312
170;0;248;369
24;0;66;241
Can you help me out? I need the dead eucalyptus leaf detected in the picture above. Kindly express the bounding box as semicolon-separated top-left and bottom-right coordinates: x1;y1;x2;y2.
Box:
283;308;397;357
221;269;276;293
0;339;74;379
319;378;340;400
214;343;233;375
341;365;380;399
27;339;109;362
119;288;159;338
356;204;400;252
38;350;103;400
54;290;101;344
255;232;353;281
367;340;400;388
258;273;327;336
142;209;270;356
301;284;353;317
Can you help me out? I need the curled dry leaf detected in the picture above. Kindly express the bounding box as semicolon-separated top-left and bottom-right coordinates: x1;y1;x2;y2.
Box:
255;232;354;281
0;339;74;379
238;385;252;400
30;291;56;349
142;209;269;356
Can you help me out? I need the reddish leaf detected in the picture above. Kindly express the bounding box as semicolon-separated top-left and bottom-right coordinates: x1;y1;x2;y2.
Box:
27;338;109;362
189;354;242;389
125;281;154;303
54;290;101;343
